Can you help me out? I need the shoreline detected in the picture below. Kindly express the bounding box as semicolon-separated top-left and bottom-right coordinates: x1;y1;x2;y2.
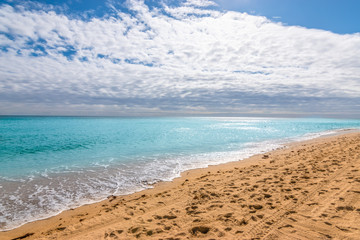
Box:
0;129;350;232
1;129;360;239
0;129;346;232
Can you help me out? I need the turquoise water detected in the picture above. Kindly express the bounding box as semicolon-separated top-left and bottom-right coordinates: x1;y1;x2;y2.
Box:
0;117;359;230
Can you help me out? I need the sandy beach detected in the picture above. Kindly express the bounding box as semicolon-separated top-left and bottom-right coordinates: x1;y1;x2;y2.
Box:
1;131;359;240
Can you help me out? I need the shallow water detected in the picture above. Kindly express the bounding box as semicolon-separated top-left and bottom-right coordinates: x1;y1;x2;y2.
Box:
0;116;359;230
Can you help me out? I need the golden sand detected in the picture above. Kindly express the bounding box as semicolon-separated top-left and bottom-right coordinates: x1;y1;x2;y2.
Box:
1;131;360;240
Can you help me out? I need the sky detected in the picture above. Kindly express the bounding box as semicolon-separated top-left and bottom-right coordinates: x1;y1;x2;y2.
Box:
218;0;360;34
0;0;359;117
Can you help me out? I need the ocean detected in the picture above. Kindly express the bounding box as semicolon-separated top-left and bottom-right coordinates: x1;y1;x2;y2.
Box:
0;116;359;230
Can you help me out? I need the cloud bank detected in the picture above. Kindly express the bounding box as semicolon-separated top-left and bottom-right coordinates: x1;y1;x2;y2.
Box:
0;0;359;117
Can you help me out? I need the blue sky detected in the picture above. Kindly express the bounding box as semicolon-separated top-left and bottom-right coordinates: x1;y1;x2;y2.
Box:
218;0;360;34
3;0;359;34
0;0;359;117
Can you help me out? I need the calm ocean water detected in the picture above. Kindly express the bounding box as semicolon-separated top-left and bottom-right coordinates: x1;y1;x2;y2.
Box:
0;116;359;230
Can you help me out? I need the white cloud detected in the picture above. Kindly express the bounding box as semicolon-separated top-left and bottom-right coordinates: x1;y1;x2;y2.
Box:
183;0;218;7
0;0;359;116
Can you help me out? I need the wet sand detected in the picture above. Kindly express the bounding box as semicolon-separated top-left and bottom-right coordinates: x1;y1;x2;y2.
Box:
1;131;360;240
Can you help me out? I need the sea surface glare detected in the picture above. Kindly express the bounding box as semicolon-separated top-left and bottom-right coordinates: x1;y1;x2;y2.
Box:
1;117;360;230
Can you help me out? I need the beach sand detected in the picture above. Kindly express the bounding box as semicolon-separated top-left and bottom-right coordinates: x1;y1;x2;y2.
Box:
1;131;360;240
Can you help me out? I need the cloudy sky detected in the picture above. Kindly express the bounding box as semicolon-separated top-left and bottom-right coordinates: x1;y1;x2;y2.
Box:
0;0;359;117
